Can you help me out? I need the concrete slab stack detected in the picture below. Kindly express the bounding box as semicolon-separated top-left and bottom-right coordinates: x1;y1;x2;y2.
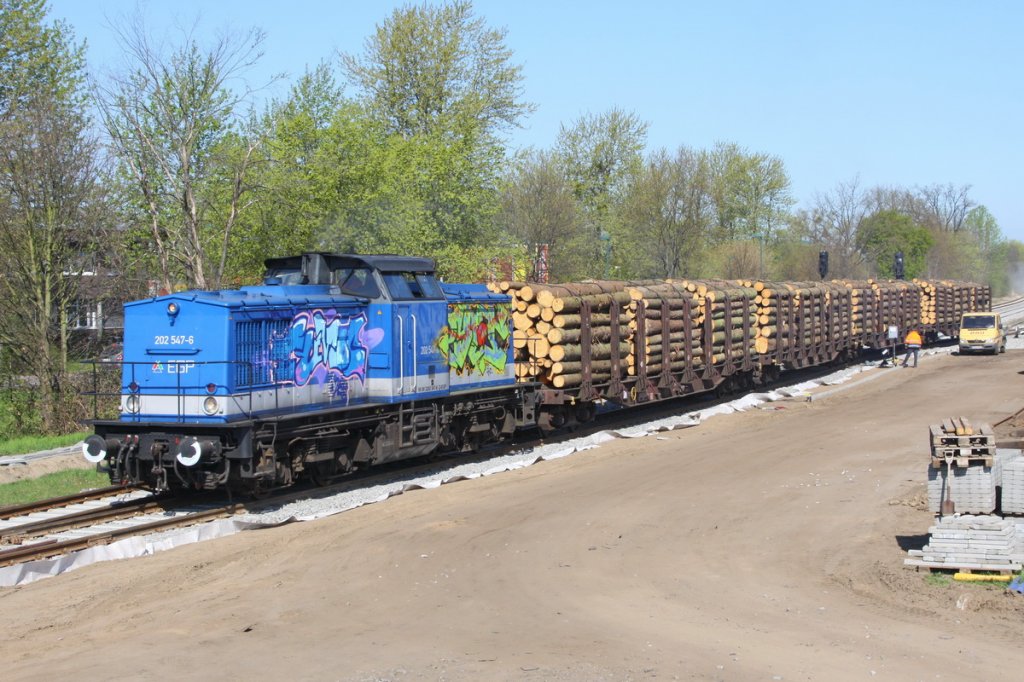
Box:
905;514;1024;572
927;463;997;514
999;449;1024;514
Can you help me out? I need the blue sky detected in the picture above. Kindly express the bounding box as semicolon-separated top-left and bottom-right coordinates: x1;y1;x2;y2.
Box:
48;0;1024;243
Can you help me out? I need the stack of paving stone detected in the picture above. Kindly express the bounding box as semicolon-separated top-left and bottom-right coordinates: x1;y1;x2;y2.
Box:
927;463;997;513
926;418;997;514
904;514;1024;572
999;449;1024;514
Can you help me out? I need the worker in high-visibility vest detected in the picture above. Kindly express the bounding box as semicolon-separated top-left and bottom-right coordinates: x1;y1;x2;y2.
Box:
901;328;923;368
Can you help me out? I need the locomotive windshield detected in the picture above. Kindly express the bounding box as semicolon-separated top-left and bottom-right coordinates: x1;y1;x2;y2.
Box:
383;272;444;300
336;267;381;298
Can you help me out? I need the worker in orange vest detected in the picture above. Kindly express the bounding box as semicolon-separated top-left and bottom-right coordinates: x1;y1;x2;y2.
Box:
901;328;923;367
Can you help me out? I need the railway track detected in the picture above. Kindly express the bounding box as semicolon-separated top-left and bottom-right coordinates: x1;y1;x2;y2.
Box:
0;492;181;547
993;295;1024;324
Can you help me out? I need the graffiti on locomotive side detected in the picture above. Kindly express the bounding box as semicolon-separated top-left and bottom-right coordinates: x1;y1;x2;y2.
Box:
284;310;383;395
436;303;511;375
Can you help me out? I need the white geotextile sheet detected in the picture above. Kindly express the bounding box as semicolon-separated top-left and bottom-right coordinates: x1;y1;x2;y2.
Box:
0;360;886;587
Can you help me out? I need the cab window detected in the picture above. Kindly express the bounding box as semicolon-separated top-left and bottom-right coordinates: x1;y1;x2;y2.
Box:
383;272;444;301
336;267;380;298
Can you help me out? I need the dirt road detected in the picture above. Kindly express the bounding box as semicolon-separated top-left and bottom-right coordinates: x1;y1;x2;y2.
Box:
3;351;1024;681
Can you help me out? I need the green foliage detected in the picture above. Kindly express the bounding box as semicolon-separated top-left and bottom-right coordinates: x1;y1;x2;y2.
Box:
923;572;951;587
0;467;110;507
100;20;270;291
858;210;934;278
341;0;531;139
770;229;823;281
618;146;712;279
499;149;581;281
0;388;42;436
0;0;86;119
555;108;648;279
955;205;1008;292
708;142;793;242
0;430;88;457
0;0;99;432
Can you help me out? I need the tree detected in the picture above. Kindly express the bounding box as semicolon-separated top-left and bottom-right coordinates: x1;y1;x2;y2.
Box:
858;210;934;279
340;0;531;140
802;177;871;278
963;205;1002;254
914;182;974;232
0;1;101;432
620;146;712;278
339;1;532;267
707;141;792;242
555;108;648;278
0;0;84;121
230;63;347;279
99;17;270;291
500;149;580;281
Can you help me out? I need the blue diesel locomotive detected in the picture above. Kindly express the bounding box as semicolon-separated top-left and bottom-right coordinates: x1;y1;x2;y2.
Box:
84;253;533;493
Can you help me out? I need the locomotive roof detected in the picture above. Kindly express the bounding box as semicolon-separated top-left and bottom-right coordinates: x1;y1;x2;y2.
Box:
263;252;436;274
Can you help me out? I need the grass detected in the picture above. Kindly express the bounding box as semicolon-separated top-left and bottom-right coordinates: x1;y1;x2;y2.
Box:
0;431;89;457
923;572;952;586
0;468;112;507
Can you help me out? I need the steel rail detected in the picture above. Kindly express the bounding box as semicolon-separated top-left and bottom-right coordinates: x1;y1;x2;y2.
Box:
993;295;1024;311
0;494;182;546
0;503;249;568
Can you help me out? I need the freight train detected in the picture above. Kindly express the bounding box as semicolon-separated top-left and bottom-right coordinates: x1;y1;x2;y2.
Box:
83;252;990;494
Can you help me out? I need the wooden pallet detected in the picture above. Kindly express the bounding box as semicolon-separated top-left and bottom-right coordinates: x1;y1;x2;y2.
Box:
931;444;995;457
929;426;995;447
930;455;994;468
904;558;1020;574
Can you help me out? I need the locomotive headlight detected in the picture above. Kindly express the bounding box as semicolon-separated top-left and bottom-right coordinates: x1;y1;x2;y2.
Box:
202;396;219;415
167;302;179;317
125;394;140;414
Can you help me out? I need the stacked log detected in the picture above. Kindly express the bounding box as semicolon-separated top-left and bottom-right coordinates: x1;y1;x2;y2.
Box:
914;279;992;327
625;282;703;376
487;275;991;392
490;279;636;388
833;280;878;339
749;281;849;356
703;282;758;365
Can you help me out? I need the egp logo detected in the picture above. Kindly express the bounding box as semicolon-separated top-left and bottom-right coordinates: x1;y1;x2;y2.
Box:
167;361;195;375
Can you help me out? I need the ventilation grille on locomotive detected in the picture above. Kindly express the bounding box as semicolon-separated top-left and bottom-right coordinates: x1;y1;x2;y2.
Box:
235;319;292;387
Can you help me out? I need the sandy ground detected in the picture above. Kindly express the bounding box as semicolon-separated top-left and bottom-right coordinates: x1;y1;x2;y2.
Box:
3;352;1024;681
